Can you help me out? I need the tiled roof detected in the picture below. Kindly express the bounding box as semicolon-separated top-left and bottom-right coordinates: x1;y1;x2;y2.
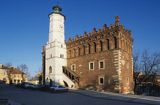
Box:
9;69;24;74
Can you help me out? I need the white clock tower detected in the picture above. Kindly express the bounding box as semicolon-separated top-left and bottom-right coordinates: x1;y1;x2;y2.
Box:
45;5;67;85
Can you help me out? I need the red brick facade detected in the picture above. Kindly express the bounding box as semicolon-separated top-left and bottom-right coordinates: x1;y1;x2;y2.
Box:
66;16;134;93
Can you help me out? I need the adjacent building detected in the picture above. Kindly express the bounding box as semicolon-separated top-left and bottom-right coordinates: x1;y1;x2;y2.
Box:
42;5;134;94
8;69;27;84
0;64;9;84
0;64;27;84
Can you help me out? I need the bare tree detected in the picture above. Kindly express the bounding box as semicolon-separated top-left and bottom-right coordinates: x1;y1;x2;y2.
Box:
17;64;28;73
133;50;160;94
140;50;160;83
17;64;30;79
133;52;141;92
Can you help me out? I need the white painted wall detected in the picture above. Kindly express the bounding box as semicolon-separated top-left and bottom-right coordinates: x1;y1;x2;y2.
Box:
48;14;65;43
45;10;75;87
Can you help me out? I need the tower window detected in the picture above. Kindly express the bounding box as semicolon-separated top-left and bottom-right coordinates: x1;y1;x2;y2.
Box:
114;37;118;49
61;44;63;48
100;41;103;51
88;44;91;54
89;62;94;70
60;54;64;58
50;54;52;58
94;42;97;52
83;45;86;55
49;66;52;73
78;47;81;56
73;49;76;57
107;39;110;50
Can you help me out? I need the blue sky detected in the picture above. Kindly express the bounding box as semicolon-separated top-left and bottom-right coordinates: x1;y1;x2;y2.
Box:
0;0;160;76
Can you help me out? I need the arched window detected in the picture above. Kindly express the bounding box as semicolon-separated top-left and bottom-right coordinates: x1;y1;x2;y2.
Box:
94;42;97;52
73;49;76;57
114;37;118;49
107;39;110;50
100;41;103;51
78;47;81;56
88;44;91;54
83;45;86;55
49;66;52;73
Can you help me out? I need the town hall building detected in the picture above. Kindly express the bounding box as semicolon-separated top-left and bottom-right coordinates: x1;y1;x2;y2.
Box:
42;5;134;94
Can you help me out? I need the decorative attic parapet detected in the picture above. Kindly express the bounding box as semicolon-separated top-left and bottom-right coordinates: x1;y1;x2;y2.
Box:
92;28;97;35
66;16;132;45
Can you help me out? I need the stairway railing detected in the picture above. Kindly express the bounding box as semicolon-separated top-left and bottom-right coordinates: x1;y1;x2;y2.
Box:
62;66;79;83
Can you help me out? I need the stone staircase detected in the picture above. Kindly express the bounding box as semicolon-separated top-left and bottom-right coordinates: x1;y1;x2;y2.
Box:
62;66;79;88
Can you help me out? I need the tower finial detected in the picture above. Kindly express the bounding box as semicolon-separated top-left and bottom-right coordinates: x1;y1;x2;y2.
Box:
52;5;62;13
52;0;62;13
115;16;120;26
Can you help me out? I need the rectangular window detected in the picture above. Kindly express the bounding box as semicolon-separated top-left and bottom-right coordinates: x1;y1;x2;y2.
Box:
99;76;104;85
99;60;105;69
89;62;94;70
71;64;76;71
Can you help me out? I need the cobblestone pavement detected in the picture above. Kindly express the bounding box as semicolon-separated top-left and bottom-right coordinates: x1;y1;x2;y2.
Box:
0;84;160;105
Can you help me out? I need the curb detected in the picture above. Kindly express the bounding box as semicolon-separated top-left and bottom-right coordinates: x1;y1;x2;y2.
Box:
70;90;160;105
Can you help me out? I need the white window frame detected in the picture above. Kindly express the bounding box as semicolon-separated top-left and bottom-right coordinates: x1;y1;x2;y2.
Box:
71;64;76;71
99;60;105;69
89;62;94;70
99;76;105;85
